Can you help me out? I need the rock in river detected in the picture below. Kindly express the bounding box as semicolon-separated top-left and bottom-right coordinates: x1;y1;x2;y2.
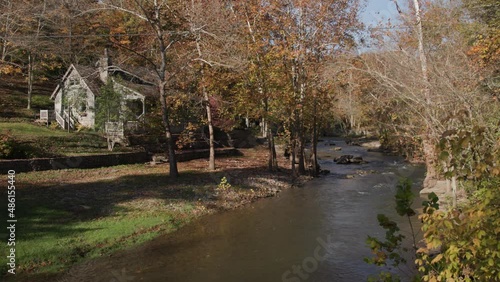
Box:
334;155;366;165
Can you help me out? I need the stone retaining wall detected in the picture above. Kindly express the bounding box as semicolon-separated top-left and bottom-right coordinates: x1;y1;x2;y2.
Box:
175;148;241;162
0;152;150;174
0;148;241;174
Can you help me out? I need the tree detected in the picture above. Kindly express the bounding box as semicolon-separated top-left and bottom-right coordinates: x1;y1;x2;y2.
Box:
271;0;362;176
95;79;122;131
4;0;53;109
0;0;21;74
235;0;281;171
185;0;244;171
99;0;187;178
48;0;106;65
352;0;494;190
463;0;500;100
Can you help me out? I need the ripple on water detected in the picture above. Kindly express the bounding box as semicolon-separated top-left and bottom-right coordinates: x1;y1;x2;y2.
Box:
373;183;391;189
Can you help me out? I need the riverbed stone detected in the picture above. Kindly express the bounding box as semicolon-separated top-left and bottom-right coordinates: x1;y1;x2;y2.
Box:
334;155;366;164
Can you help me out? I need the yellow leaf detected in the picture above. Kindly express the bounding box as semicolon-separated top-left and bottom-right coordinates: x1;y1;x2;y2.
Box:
431;253;444;264
444;220;453;229
473;238;481;246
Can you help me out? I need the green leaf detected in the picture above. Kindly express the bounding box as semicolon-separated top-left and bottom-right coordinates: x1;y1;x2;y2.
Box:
461;137;471;148
439;150;450;161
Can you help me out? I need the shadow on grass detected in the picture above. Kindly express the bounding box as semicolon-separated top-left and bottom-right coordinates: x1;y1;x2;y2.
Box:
0;159;293;281
3;165;289;242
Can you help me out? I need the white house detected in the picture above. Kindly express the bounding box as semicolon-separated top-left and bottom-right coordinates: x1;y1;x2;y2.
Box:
51;50;156;130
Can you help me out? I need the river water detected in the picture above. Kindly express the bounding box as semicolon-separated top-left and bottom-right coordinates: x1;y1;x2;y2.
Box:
62;139;426;282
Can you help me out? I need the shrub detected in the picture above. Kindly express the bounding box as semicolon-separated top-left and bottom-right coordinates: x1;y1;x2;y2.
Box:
0;131;52;159
217;177;232;191
0;131;16;158
417;179;500;281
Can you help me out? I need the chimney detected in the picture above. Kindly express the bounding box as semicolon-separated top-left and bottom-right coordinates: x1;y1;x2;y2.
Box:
98;48;112;83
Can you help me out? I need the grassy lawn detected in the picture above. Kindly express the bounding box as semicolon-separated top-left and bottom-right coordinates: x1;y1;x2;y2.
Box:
0;149;291;281
0;122;71;138
0;122;140;158
1;164;210;281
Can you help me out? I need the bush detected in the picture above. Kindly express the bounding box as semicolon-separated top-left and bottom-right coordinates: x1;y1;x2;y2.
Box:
31;95;53;109
366;178;500;281
216;177;232;191
0;131;16;158
0;131;52;159
417;178;500;281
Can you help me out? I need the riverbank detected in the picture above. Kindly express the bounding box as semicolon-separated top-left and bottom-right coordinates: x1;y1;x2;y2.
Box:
48;137;426;282
1;146;302;282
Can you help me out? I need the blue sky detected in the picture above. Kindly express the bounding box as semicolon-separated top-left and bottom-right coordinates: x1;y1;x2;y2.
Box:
361;0;399;27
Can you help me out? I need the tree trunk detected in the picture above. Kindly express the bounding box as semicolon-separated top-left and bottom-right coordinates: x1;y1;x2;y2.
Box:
159;86;179;178
261;117;268;138
198;66;215;171
311;109;319;176
451;176;457;208
267;126;278;171
293;100;306;176
291;132;297;177
422;138;438;189
1;37;7;62
311;129;319;176
191;5;216;171
205;90;216;171
298;134;306;175
27;52;34;110
413;0;436;189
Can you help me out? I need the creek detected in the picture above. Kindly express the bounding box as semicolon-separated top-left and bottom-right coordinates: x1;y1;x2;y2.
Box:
63;138;426;282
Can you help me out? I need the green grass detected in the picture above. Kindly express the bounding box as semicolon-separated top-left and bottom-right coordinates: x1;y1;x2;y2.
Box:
3;204;192;276
0;164;208;280
0;147;284;281
0;122;139;158
31;95;53;110
0;122;70;138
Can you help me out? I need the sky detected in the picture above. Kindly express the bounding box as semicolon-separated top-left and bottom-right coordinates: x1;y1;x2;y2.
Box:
361;0;399;27
356;0;401;51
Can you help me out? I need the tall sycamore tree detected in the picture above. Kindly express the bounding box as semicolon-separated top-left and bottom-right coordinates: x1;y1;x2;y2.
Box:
99;0;187;178
234;0;283;171
184;0;244;171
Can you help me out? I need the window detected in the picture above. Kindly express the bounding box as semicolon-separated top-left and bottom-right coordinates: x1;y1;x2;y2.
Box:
69;78;79;86
125;99;143;119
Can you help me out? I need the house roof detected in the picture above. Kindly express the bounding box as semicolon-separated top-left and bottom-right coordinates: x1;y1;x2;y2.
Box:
113;64;158;85
118;79;158;97
74;65;103;95
107;64;158;97
51;63;159;99
51;64;103;99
